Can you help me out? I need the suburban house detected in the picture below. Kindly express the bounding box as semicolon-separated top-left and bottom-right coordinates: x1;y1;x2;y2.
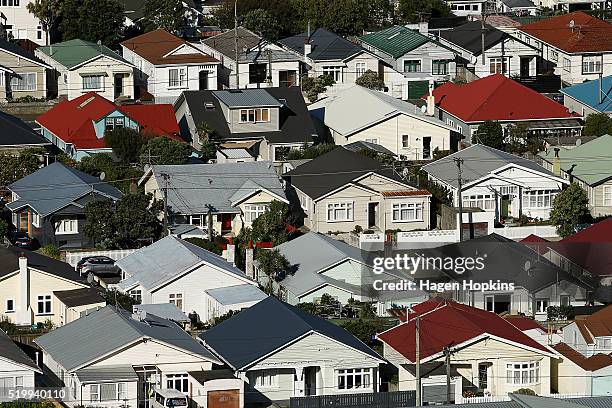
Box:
308;85;457;159
36;92;181;160
535;0;605;10
53;288;106;326
119;0;202;29
553;342;612;397
269;232;428;314
199;26;301;89
0;0;47;45
561;75;612;116
539;134;612;216
141;161;286;236
428;74;581;142
35;39;135;100
497;0;537;15
120;29;220;103
35;305;244;408
561;305;612;357
200;296;385;405
434;21;540;79
174;87;317;160
0;38;51;101
422;144;567;221
284;147;433;233
203;284;267;322
116;235;262;323
446;0;488;16
0;328;41;393
516;12;612;85
6;162;123;248
0;110;50;151
503;315;562;346
0;248;102;327
378;299;557;405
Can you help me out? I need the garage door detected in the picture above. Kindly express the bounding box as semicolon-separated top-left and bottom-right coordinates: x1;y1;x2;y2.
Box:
423;383;455;404
207;390;240;408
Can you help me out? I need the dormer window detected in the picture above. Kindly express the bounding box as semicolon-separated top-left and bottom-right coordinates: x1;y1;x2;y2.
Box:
240;108;270;123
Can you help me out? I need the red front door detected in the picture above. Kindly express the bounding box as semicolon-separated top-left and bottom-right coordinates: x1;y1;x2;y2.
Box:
219;214;232;231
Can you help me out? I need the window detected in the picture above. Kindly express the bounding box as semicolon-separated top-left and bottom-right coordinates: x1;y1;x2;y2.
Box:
167;374;189;393
1;0;21;5
432;60;449;75
563;58;571;72
322;66;341;82
536;298;549;314
499;186;518;196
337;368;371;390
169;68;186;88
392;203;423;222
244;204;268;223
10;73;36;91
90;383;126;402
82;75;103;90
327;202;353;222
251;370;278;389
364;138;378;144
522;190;556;209
506;362;540;385
37;294;52;315
15;376;23;389
582;55;602;74
5;299;14;313
402;135;409;148
489;57;507;74
129;289;142;303
356;62;367;77
560;295;571;307
550;50;558;62
31;212;40;228
249;63;267;84
463;194;495;210
56;218;78;234
169;293;183;310
604;186;612;206
239;108;270;123
37;25;42;40
478;364;488;389
403;60;421;73
485;295;494;312
596;337;612;350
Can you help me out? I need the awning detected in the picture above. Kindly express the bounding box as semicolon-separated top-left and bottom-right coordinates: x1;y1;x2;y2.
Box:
525;119;582;130
79;72;109;77
75;365;139;384
220;141;259;149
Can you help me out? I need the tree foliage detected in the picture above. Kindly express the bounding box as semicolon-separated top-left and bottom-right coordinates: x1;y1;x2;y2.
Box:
140;137;192;166
104;127;148;163
341;318;385;348
57;0;125;45
302;75;335;102
143;0;186;33
355;70;385;90
476;120;504;150
248;200;293;245
183;237;222;255
505;123;544;155
583;113;612;137
76;153;143;194
396;0;450;23
243;9;281;41
255;248;291;293
26;0;62;45
285;144;338;160
549;183;592;238
0;150;41;188
103;289;140;310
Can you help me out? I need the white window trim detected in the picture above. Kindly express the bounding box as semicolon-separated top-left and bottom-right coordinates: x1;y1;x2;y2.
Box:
169;293;183;311
56;218;78;235
239;108;271;124
355;61;367;77
168;67;187;89
535;298;549;314
166;373;189;393
251;369;279;389
505;361;540;385
603;185;612;206
391;202;424;222
244;203;268;224
89;382;127;402
10;72;37;92
31;212;40;228
36;294;52;316
321;66;342;82
82;74;105;92
326;202;354;223
336;368;373;391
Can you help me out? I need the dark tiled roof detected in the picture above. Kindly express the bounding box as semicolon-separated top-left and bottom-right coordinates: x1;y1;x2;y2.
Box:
0;247;86;284
280;28;364;61
0;330;40;371
0;110;49;147
438;21;506;55
53;288;105;308
202;27;262;59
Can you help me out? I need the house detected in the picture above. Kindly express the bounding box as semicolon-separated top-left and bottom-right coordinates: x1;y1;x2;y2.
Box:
0;329;41;394
120;29;220;104
199;296;385;405
428;74;581;142
37;92;181;160
116;235;262;323
0;0;47;45
378;299;557;404
35;305;243;408
308;85;457;159
199;27;301;89
6;162;123;248
535;0;605;13
560;75;612;117
446;0;488;16
433;21;540;79
132;303;189;325
359;25;457;83
283;147;433;233
561;305;612;357
0;110;49;151
503;315;562;346
422;144;567;221
140;162;287;236
119;0;201;29
0;37;51;101
174;87;317;160
498;0;538;15
35;39;135;100
539;134;612;216
269;232;428;314
203;284;267;321
553;342;612;396
516;12;612;85
52;288;106;326
0;248;101;327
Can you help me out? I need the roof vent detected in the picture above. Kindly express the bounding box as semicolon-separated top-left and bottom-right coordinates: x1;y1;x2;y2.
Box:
387;32;401;40
78;95;96;109
205;102;215;109
278;98;287;106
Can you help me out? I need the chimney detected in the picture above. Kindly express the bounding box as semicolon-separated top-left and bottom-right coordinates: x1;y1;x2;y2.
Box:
245;240;254;279
16;254;29;325
304;41;312;61
426;79;435;116
418;22;428;35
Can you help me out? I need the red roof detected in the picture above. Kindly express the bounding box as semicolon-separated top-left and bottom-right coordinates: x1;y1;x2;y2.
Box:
429;74;577;123
521;234;549;243
378;299;551;362
503;315;546;332
520;11;612;54
553;343;612;371
37;92;181;150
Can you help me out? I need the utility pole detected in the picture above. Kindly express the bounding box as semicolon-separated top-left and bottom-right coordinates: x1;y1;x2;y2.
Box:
480;3;487;65
234;0;239;89
454;158;464;242
415;313;421;406
444;346;451;404
161;173;170;236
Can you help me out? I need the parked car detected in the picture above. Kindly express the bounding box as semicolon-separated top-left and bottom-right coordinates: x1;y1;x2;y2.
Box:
76;256;120;275
10;231;35;249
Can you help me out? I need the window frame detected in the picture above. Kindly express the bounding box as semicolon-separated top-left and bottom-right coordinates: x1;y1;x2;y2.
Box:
336;368;372;391
169;293;183;310
321;66;342;82
36;294;52;315
168;67;187;89
10;72;37;92
535;298;549;314
326;202;354;223
244;204;268;224
402;59;422;73
505;361;540;385
489;57;507;75
129;289;142;303
82;74;104;91
432;59;449;76
402;135;409;148
582;55;603;74
56;218;78;235
239;108;270;124
355;62;367;77
603;185;612;206
166;373;189;393
251;369;279;389
391;202;423;222
5;298;15;313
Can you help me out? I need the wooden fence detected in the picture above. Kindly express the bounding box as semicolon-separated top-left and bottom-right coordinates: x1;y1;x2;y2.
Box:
290;391;416;408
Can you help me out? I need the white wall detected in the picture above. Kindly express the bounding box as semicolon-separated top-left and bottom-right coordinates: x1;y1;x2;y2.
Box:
0;1;47;45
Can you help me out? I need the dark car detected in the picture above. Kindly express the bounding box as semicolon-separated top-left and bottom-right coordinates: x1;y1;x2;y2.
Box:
10;231;35;250
76;256;120;275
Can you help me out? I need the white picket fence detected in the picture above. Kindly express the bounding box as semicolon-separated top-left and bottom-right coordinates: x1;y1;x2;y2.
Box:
456;393;585;404
63;249;137;268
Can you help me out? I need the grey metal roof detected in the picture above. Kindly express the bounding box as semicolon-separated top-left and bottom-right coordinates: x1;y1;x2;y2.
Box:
74;365;139;383
7;162;122;217
279;28;364;61
35;305;221;371
213;89;283;108
239;48;300;63
145;162;286;215
133;303;189;322
205;284;267;306
218;148;253;159
421;144;556;189
0;329;40;372
53;288;104;308
200;296;382;370
202;27;263;60
502;0;536;8
437;21;507;56
116;235;249;291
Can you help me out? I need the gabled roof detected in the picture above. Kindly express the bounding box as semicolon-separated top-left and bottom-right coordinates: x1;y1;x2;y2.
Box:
133;303;189;323
37;39;131;70
378;299;553;363
0;329;41;372
35;305;221;371
0;37;51;68
0;110;49;148
280;28;365;61
359;26;431;59
576;305;612;338
0;247;87;283
116;235;250;291
503;315;546;332
121;29;218;65
554;343;612;371
429;74;576;123
202;27;263;60
36;92;181;150
519;11;612;54
438;21;507;55
200;296;382;370
344;140;395;156
561;76;612;113
6;162;122;217
502;0;536;8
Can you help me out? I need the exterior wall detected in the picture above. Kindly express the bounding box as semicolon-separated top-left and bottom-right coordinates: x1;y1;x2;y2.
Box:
227;106;280;134
585;179;612;217
563;322;594;356
562;94;601;117
0;1;47;45
0;50;47;100
238;60;301;89
66;378;138;408
60;301;106;326
307;51;380;85
0;358;37;391
232;190;281;234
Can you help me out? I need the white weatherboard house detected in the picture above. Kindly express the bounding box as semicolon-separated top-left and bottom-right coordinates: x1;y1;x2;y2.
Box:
0;329;41;394
0;0;47;45
116;235;262;323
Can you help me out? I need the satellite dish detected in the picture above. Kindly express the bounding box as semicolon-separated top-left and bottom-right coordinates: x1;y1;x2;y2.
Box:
420;105;427;114
99;172;106;181
576;138;582;146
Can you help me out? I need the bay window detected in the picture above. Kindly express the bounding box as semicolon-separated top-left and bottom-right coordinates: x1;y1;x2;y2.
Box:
522;190;556;209
392;203;423;222
10;72;36;91
582;55;602;74
244;204;268;223
337;368;372;390
327;202;353;222
167;374;188;393
506;362;540;385
322;66;341;82
82;75;103;90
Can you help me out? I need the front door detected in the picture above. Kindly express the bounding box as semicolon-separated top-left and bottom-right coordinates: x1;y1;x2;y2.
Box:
304;367;317;396
368;202;378;228
199;70;209;90
114;74;124;99
520;57;531;78
422;136;432;160
219;214;232;232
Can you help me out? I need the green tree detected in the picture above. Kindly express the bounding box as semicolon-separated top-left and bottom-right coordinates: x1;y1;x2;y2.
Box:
0;219;8;239
549;183;591;238
76;153;143;194
302;74;335;102
26;0;62;45
183;237;222;255
58;0;125;46
255;248;290;294
104;127;146;163
476;120;504;150
355;70;385;90
249;200;294;245
396;0;450;23
285;143;337;160
199;140;218;162
41;244;60;259
0;150;41;188
583;113;612;137
103;289;140;310
143;0;186;33
341;317;384;348
140;137;191;166
243;8;281;41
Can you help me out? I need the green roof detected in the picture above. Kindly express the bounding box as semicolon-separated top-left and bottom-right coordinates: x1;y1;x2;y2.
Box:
360;26;430;59
37;39;130;70
539;134;612;186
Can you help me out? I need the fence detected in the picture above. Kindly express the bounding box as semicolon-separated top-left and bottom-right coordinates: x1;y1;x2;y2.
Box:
290;391;416;408
63;249;137;268
493;225;558;240
456;393;585;404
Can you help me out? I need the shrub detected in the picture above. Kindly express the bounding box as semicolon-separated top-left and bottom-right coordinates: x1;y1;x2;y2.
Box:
41;244;60;259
